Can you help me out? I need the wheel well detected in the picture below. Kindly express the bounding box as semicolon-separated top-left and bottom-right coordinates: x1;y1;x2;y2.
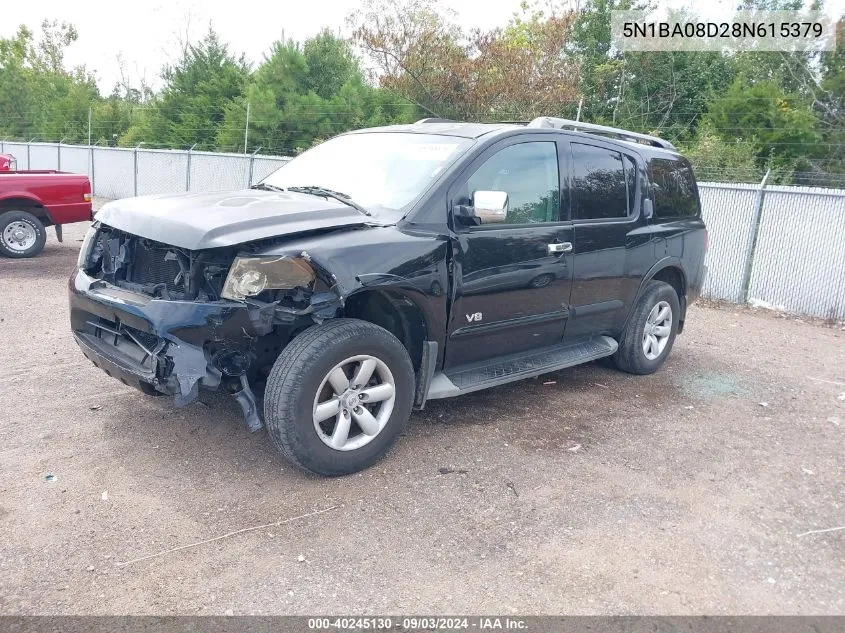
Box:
0;199;51;225
651;266;685;302
651;266;686;330
342;290;427;371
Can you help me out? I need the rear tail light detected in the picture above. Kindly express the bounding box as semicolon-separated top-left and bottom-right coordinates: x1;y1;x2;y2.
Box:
83;193;92;202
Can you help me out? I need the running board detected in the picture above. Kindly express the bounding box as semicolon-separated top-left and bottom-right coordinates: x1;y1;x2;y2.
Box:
426;336;618;400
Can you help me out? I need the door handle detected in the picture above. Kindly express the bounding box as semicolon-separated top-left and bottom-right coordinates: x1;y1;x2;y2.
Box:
547;242;573;254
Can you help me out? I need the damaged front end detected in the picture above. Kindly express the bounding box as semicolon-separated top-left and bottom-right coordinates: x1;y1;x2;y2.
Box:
70;223;341;431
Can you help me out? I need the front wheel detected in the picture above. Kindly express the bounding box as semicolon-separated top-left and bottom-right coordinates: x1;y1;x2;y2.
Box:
612;280;680;375
0;211;47;258
264;319;415;476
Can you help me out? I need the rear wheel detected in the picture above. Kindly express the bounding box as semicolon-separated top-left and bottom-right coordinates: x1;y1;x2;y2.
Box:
264;319;414;476
612;280;680;375
0;210;47;258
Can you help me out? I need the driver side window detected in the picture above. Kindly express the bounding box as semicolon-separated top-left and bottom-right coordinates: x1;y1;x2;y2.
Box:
466;142;560;224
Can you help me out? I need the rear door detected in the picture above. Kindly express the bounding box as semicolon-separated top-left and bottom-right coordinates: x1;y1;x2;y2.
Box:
445;135;575;367
564;139;651;338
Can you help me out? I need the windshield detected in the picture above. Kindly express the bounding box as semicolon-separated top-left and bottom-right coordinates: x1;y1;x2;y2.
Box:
261;132;474;219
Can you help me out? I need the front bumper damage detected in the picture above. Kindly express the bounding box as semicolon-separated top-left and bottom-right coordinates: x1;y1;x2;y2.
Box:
69;269;319;431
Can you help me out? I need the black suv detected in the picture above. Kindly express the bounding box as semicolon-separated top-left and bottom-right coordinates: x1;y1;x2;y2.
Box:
70;118;707;475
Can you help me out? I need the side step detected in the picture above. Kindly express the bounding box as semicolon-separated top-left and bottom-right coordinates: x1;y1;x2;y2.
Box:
426;336;618;400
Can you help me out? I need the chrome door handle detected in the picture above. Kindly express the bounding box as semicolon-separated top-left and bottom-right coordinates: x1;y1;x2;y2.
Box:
548;242;573;254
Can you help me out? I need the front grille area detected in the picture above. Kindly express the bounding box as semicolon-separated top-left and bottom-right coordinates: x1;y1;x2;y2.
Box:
83;226;234;300
130;242;182;293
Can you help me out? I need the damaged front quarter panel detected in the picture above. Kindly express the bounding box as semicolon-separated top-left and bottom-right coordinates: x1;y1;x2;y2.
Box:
249;227;452;355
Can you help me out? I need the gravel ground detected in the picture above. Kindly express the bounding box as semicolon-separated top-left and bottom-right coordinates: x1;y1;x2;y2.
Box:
0;204;843;615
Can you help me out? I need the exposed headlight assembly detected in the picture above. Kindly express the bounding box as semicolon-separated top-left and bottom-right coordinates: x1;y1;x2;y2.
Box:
77;225;99;269
221;256;316;301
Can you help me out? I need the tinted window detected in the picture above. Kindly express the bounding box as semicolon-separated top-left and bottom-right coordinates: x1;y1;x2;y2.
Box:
467;142;560;224
650;158;699;218
571;143;628;220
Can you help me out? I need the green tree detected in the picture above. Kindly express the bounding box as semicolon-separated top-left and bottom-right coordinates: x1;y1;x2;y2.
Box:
121;27;249;149
217;32;418;154
0;21;99;143
704;77;821;169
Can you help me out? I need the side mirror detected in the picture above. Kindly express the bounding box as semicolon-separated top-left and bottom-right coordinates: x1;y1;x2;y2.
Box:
643;198;654;219
472;190;508;224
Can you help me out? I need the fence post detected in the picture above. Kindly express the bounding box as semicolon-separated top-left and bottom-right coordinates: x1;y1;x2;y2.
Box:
57;138;66;170
247;147;262;187
28;138;35;169
134;143;145;197
244;102;250;155
90;141;98;195
186;143;197;192
740;169;771;303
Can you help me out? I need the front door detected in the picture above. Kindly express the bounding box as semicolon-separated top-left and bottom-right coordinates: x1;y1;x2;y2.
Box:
445;137;574;367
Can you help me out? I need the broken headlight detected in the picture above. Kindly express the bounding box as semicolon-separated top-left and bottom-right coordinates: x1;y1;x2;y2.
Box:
221;256;316;301
77;225;99;269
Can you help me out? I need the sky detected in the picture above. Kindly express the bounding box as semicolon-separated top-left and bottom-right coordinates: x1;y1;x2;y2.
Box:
3;0;843;93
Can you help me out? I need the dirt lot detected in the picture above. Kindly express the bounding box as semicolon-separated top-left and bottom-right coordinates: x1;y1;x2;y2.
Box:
0;206;843;615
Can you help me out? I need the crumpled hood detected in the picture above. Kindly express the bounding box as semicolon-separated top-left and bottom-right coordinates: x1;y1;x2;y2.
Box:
95;189;380;249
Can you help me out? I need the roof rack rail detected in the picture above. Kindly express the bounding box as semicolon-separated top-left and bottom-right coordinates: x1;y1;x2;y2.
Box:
527;117;676;150
415;118;455;124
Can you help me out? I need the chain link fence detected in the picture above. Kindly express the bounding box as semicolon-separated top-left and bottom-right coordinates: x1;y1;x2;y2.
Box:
2;140;844;320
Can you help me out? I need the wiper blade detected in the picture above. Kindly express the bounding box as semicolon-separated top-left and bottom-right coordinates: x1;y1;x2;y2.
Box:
251;182;285;192
286;186;372;217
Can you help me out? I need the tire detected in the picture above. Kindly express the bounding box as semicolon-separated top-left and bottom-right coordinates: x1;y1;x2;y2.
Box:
264;318;415;476
0;211;47;258
612;280;680;375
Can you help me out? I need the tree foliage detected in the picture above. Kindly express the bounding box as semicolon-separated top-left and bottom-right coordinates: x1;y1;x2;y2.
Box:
0;1;841;184
351;0;579;119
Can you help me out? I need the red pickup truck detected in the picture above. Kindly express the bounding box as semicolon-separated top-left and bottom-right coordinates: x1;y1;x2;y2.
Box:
0;170;93;258
0;154;18;171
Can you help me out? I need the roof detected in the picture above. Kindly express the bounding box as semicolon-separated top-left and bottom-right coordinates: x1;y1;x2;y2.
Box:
348;121;518;139
347;118;684;159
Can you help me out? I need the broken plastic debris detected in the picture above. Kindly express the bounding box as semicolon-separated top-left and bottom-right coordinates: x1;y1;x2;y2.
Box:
101;491;108;501
44;473;56;482
758;402;769;407
748;298;785;311
543;380;556;385
297;554;306;562
89;405;102;411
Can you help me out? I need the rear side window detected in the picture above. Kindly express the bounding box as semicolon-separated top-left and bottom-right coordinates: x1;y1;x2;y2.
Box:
571;143;630;220
649;158;699;218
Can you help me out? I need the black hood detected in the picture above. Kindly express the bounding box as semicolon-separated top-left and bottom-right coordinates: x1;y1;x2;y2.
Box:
95;189;382;250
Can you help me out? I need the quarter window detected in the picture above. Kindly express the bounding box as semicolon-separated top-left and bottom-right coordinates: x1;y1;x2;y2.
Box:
650;158;700;218
466;142;560;224
571;143;629;220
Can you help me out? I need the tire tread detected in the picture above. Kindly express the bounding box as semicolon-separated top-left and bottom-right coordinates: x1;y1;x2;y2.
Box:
264;318;413;475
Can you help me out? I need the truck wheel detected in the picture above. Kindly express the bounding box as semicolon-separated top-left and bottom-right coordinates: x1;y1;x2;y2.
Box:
0;211;47;258
264;319;415;476
612;280;680;375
